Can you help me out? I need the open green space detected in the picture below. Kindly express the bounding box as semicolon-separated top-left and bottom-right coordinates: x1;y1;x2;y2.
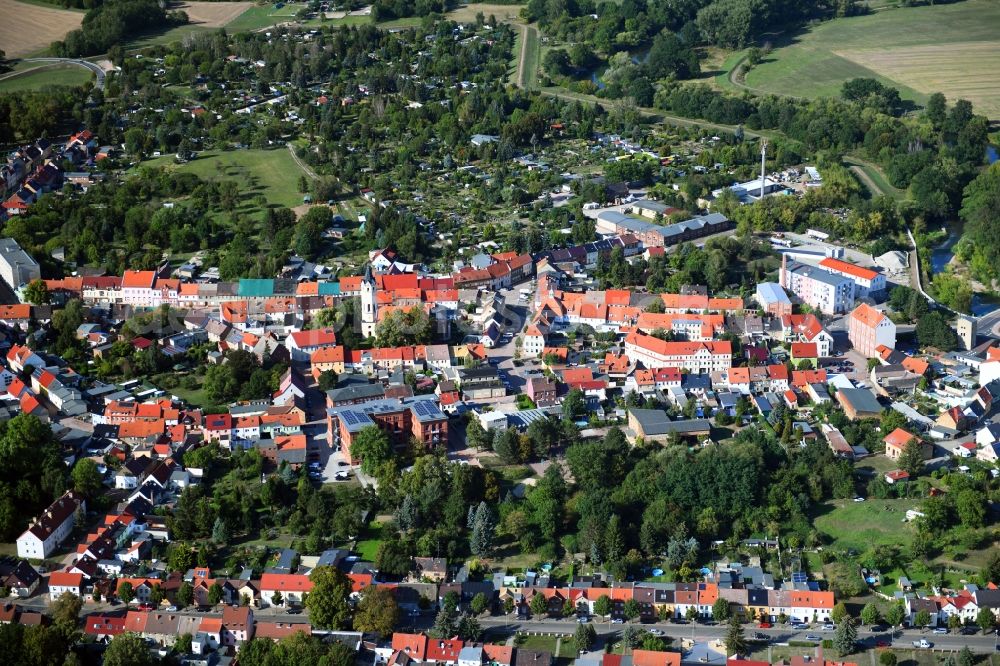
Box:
735;0;1000;117
125;23;216;50
0;63;92;92
813;498;917;553
225;3;314;33
518;25;540;89
140;147;307;211
353;520;385;561
516;634;577;658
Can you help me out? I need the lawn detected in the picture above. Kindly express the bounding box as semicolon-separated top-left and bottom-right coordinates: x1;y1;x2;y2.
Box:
516;634;577;658
813;498;917;553
139;147;307;211
125;23;216;50
516;24;541;89
225;3;312;33
0;63;92;92
353;521;385;561
736;0;1000;117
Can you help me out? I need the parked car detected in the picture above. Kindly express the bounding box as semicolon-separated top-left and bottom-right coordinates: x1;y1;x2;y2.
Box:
911;639;932;649
577;616;589;623
805;635;821;642
166;606;178;612
932;628;947;634
758;622;773;629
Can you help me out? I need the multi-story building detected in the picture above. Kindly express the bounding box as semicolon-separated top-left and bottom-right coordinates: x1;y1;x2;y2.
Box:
818;257;887;301
327;395;448;461
0;238;40;297
848;303;896;358
779;257;854;315
624;331;732;373
121;270;159;308
17;491;86;559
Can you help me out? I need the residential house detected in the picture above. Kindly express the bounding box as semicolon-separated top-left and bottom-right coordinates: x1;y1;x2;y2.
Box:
17;491;85;559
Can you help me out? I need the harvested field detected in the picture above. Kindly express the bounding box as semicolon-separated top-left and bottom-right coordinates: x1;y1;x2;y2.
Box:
0;0;83;57
738;0;1000;118
173;1;254;27
446;3;524;24
841;41;1000;119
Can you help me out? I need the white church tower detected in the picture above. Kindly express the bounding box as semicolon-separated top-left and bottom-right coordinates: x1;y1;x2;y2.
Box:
360;263;378;338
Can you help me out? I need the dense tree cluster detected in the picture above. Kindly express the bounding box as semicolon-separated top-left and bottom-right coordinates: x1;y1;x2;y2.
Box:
0;89;85;144
372;0;455;21
0;415;68;541
238;631;355;666
957;162;1000;287
53;0;186;58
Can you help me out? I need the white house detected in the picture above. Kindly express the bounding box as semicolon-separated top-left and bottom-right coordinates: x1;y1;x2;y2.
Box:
285;328;338;362
17;491;86;559
977;423;1000;448
48;571;84;600
624;332;732;373
120;270;159;308
977;443;1000;464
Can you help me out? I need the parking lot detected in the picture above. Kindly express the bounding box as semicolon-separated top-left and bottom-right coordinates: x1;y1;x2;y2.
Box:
302;424;355;484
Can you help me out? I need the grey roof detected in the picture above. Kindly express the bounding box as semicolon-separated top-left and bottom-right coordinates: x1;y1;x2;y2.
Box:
632;199;670;214
326;383;385;403
631;409;711;436
756;282;790;305
328;395;444;433
838;387;882;414
787;261;853;288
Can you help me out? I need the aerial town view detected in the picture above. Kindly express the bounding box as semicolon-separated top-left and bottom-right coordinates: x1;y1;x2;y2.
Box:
1;0;1000;664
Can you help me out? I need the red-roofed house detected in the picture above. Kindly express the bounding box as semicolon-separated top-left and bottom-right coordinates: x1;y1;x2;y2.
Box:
819;257;886;300
392;632;428;661
849;303;896;358
884;428;931;461
790;342;818;367
427;638;464;664
48;571;84;600
286;328;338;361
121;270;159;307
259;574;313;607
624;331;732;373
84;613;127;640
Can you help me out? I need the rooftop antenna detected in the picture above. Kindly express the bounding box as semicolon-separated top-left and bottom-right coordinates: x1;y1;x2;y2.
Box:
760;139;768;200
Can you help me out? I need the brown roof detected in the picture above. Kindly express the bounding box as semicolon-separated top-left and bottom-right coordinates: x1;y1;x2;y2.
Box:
24;491;84;542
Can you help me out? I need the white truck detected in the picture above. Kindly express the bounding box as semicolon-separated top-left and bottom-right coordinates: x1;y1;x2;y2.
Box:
911;639;932;649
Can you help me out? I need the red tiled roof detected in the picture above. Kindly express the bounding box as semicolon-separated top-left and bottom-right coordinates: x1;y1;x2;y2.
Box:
820;257;879;281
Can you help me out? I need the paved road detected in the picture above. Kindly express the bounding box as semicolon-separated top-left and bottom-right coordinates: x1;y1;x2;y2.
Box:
477;617;1000;653
20;57;106;91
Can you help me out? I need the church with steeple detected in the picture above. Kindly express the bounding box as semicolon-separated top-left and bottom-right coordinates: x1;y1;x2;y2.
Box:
360;263;378;338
